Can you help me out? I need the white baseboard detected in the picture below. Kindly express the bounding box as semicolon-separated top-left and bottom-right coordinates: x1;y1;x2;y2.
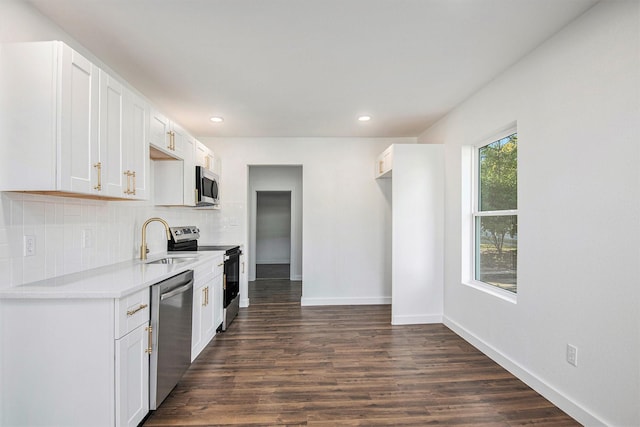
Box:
392;313;442;325
240;298;250;308
290;274;302;281
301;296;391;306
444;316;605;427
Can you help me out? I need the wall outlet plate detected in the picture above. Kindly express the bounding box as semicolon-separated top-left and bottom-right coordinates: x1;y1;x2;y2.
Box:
566;344;578;367
23;235;36;257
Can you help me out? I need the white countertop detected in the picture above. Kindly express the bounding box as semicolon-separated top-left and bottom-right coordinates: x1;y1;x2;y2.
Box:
0;251;225;300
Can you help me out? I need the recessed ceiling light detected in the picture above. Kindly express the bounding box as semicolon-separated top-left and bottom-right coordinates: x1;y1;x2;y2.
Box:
358;115;371;122
209;116;224;123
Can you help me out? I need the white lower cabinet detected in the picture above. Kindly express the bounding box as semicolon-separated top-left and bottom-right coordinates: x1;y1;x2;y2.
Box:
191;256;224;361
0;291;151;427
115;322;150;427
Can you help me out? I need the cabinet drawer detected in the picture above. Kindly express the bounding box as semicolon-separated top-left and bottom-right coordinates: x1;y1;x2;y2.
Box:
115;289;150;339
213;255;224;277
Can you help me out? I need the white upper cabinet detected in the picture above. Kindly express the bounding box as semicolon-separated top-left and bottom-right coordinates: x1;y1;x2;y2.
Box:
60;45;101;195
0;41;100;194
100;71;125;197
123;88;150;199
195;140;221;175
153;128;196;207
149;108;189;160
0;41;148;200
375;145;394;179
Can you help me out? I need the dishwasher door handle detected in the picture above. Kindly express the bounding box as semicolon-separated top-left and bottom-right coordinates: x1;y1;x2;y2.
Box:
160;282;193;301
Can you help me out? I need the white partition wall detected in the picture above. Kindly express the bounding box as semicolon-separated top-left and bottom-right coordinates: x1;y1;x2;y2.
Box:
385;144;444;325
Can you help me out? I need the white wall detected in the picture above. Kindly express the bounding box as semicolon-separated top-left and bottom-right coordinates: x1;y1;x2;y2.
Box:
249;165;303;281
201;137;414;306
419;2;640;425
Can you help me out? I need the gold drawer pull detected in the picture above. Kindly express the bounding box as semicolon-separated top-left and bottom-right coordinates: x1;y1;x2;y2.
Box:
126;303;148;317
145;325;153;354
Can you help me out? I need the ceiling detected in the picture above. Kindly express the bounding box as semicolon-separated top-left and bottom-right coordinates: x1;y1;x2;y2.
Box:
27;0;598;138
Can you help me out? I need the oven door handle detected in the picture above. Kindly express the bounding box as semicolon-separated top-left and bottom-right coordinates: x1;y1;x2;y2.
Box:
160;282;193;301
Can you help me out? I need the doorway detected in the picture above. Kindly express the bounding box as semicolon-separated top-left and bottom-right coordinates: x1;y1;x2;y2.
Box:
255;191;291;280
247;165;303;284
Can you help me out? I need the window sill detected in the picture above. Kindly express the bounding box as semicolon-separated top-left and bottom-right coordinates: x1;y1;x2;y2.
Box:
462;280;517;304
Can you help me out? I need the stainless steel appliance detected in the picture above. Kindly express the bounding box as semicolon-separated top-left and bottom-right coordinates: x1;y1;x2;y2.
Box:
149;270;194;410
168;226;241;330
195;166;219;206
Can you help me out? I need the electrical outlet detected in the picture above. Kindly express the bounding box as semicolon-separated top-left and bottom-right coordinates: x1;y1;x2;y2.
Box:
566;344;578;367
82;229;93;249
24;235;36;257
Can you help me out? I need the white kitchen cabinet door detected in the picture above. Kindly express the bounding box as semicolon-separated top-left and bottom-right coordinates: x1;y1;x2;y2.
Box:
149;109;191;161
123;89;149;199
59;43;101;194
191;280;203;362
100;70;125;198
195;140;213;171
191;280;215;361
149;108;173;155
171;123;190;159
374;145;393;179
201;282;216;345
115;322;150;427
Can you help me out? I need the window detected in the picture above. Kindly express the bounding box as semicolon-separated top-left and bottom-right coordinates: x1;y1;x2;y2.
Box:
472;130;518;294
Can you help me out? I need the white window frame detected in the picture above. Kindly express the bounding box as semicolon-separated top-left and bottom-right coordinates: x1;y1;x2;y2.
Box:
462;124;518;303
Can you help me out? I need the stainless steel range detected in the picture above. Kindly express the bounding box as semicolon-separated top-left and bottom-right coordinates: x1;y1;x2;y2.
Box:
168;226;241;331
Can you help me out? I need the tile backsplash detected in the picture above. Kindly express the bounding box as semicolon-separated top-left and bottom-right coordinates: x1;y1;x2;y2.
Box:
0;191;244;288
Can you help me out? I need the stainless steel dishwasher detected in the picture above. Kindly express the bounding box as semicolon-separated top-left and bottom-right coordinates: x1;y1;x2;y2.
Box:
149;270;194;410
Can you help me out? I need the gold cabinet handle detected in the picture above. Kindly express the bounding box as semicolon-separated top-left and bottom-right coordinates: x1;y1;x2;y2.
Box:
123;171;131;194
93;162;102;191
123;171;137;196
145;325;153;354
202;287;207;307
167;130;175;150
126;303;148;317
378;160;384;174
205;156;210;170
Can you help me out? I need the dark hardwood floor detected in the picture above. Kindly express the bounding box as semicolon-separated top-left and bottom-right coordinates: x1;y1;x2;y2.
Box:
144;280;578;426
256;264;291;280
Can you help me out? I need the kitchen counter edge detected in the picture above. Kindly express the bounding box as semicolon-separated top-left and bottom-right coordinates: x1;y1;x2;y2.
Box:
0;251;226;300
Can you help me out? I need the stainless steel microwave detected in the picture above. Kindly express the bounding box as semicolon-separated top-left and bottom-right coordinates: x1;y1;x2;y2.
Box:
195;166;219;206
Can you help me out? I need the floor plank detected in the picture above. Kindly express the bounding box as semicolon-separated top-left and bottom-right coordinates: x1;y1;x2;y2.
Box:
144;281;578;426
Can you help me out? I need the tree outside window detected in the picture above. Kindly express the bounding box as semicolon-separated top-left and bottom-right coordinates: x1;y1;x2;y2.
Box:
475;133;518;293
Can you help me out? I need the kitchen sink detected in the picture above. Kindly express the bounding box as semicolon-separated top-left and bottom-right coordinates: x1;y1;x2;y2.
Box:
145;256;198;265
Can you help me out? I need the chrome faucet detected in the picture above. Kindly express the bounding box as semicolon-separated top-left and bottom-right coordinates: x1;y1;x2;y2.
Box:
140;217;172;260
